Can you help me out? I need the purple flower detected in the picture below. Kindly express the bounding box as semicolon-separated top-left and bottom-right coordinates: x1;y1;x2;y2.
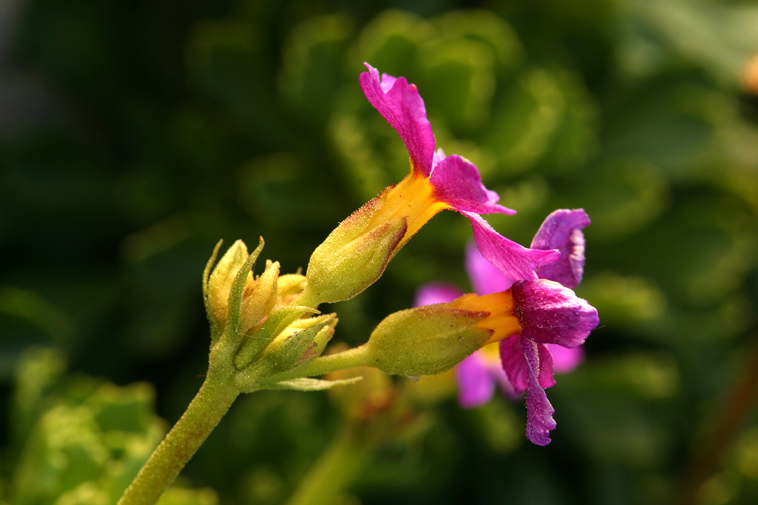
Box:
359;64;559;278
416;209;597;445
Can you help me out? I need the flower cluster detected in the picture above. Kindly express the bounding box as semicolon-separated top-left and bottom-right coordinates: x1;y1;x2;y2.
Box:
345;63;599;445
122;62;601;505
204;63;598;444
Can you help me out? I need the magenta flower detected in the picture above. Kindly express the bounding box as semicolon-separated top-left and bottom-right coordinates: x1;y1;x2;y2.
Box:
415;209;596;445
361;63;597;444
359;63;559;280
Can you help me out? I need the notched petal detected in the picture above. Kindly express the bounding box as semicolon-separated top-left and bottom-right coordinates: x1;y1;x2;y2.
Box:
532;209;591;289
430;155;515;215
467;214;560;282
465;241;514;295
359;63;436;177
521;338;557;446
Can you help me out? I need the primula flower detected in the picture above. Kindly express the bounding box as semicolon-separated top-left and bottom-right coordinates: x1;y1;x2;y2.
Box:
358;63;559;278
415;209;597;445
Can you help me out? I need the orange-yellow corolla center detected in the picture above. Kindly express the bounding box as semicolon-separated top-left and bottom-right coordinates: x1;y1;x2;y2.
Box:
478;341;502;365
367;170;449;249
448;291;522;345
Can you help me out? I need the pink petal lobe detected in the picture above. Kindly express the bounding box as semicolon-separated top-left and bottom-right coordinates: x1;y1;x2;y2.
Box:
521;338;557;446
537;342;556;389
466;213;560;282
532;209;590;289
499;336;529;394
465;241;514;295
414;282;465;307
456;354;496;408
512;280;599;348
429;155;514;215
359;63;436;177
547;344;584;373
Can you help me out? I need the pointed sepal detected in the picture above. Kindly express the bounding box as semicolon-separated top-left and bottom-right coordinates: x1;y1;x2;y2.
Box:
263;377;362;392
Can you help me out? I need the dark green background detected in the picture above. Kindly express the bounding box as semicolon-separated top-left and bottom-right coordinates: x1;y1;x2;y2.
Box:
2;0;758;504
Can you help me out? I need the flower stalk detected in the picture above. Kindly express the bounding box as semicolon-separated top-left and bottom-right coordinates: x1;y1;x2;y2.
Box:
118;375;240;505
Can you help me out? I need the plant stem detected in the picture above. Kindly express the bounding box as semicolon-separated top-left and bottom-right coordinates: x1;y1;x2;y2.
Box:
284;427;372;505
118;376;240;505
265;345;372;384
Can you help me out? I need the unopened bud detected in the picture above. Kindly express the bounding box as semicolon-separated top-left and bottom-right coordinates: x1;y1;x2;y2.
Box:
207;240;257;329
254;314;338;376
299;191;407;306
240;260;279;335
363;305;493;376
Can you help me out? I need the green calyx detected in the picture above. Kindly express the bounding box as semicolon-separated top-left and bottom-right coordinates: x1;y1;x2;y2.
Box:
362;305;493;376
298;199;407;307
203;238;351;394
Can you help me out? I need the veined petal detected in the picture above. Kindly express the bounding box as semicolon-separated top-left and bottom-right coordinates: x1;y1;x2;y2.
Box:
456;353;496;408
466;213;560;282
536;342;556;389
547;344;584;373
532;209;590;289
499;336;556;394
430;155;515;215
512;279;599;348
415;282;465;306
499;336;529;394
359;63;435;177
465;241;514;295
378;73;397;92
522;338;557;446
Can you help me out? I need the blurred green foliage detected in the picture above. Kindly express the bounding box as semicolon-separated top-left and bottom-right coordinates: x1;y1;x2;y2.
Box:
2;0;758;504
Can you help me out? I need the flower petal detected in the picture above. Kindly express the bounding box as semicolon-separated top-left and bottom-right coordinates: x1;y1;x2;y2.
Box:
521;338;557;446
537;342;556;389
359;63;436;177
465;213;560;282
546;344;584;373
432;148;446;167
532;209;590;289
429;155;515;215
465;241;514;295
512;279;599;348
499;336;529;394
414;282;465;306
456;353;496;408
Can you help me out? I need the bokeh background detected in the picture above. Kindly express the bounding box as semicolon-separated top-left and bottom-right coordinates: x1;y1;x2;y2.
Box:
2;0;758;504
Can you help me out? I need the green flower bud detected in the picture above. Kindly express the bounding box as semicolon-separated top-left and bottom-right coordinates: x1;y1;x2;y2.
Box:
263;314;338;373
240;259;280;335
233;305;319;369
204;238;279;347
363;305;493;376
299;192;407;306
234;314;338;391
206;239;254;329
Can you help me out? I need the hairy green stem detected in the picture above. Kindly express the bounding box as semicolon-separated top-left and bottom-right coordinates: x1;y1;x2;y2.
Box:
118;376;240;505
